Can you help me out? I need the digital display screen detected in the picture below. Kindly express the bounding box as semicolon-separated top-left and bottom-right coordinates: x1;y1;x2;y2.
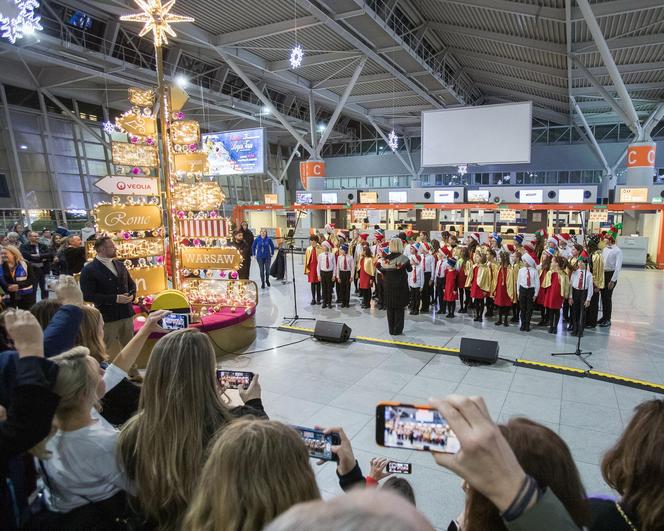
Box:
359;191;378;204
203;128;265;176
389;191;408;203
296;192;313;204
619;187;648;203
467;190;489;202
434;190;455;203
559;189;584;203
519;189;543;203
68;10;94;30
321;192;338;204
382;405;460;453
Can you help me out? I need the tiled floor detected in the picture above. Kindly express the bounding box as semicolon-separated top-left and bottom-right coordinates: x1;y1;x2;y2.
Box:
219;262;664;530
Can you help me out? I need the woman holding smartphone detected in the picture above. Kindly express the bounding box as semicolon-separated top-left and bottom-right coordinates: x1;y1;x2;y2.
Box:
376;238;412;335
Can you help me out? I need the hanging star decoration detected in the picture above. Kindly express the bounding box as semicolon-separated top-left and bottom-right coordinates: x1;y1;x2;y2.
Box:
289;44;303;69
457;164;468;176
0;0;42;44
120;0;193;47
387;129;399;152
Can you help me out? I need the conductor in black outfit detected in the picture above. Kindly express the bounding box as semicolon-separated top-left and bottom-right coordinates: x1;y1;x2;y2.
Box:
375;237;412;335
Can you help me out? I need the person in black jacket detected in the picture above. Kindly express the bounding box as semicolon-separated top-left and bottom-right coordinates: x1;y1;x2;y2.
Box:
79;237;136;350
1;310;60;531
62;235;86;276
375;238;412;335
20;231;54;300
240;221;254;279
233;230;251;280
0;245;36;310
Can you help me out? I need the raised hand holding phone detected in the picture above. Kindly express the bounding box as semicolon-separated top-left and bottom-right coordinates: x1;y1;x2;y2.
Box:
369;457;392;481
239;373;261;403
429;395;529;513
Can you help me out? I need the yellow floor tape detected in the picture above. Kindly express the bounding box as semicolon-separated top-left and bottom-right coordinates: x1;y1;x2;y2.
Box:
278;324;664;394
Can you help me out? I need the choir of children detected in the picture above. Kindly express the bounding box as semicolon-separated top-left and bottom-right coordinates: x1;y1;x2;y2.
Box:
304;226;608;336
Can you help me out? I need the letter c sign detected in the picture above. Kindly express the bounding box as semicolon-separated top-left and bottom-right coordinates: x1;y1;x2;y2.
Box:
627;144;656;168
299;161;326;190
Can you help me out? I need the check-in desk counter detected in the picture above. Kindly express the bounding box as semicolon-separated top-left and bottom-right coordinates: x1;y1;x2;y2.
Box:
617;236;648;267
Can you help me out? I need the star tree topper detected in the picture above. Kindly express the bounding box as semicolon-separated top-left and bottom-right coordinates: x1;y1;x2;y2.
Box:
120;0;193;47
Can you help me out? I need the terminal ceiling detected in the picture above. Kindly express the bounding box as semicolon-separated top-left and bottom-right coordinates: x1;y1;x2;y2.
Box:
0;0;662;147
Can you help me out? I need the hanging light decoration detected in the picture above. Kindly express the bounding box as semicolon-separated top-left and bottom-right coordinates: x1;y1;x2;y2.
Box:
102;121;117;135
387;129;398;152
457;164;468;176
120;0;193;47
289;43;303;69
1;0;43;44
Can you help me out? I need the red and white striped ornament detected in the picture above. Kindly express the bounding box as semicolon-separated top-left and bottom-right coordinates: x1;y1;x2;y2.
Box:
178;218;229;237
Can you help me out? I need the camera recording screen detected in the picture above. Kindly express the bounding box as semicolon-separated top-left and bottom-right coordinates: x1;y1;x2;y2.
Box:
383;405;460;453
216;370;253;390
387;461;411;474
159;313;188;330
292;426;333;461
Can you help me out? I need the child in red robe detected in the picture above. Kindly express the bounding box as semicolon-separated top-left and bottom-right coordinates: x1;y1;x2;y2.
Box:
544;255;570;334
492;250;515;327
443;257;458;318
304;234;322;304
535;250;553;326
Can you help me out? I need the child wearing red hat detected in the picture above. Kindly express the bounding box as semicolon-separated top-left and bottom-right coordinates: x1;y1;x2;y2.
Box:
535;252;553;327
358;245;375;309
470;251;491;322
492;250;516;327
304;235;323;305
543;255;569;334
443;257;458;318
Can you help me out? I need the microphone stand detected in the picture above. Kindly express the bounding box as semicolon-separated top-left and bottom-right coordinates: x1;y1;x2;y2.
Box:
283;208;316;326
551;213;593;370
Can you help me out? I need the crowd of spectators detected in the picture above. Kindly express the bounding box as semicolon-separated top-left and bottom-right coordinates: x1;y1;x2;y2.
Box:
0;247;662;530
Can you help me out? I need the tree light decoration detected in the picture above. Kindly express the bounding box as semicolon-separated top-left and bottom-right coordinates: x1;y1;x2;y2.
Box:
1;0;42;44
103;121;117;135
387;129;398;152
289;44;303;69
120;0;193;47
457;164;468;176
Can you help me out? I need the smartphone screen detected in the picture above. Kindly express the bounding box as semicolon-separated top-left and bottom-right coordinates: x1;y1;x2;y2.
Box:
387;461;412;474
376;403;460;454
291;425;338;461
158;312;189;331
216;370;254;390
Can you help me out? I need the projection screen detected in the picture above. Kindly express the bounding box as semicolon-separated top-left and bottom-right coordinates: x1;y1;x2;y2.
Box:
421;102;532;167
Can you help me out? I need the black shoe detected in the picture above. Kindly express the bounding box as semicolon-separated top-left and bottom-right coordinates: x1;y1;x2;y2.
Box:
503;321;509;327
566;323;574;331
548;327;555;334
525;325;531;332
458;308;467;314
510;317;518;323
412;311;419;315
450;314;455;318
585;324;596;329
519;325;525;331
599;320;611;327
598;318;606;325
266;280;270;287
310;299;317;305
494;319;503;326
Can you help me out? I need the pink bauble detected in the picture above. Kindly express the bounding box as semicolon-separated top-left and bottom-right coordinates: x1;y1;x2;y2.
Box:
177;210;185;219
132;167;140;175
130;136;138;144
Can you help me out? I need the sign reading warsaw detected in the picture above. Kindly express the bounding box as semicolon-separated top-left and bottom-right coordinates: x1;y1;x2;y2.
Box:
95;205;163;232
95;176;159;196
180;247;242;270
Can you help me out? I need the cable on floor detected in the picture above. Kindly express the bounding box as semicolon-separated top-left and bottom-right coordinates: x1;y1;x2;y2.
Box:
208;334;312;356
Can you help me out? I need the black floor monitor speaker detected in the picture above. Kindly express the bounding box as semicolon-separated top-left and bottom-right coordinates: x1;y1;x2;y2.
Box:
313;321;352;343
459;337;499;365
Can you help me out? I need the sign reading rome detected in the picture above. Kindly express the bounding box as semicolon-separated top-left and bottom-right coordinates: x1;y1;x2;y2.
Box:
180;247;242;270
95;205;163;232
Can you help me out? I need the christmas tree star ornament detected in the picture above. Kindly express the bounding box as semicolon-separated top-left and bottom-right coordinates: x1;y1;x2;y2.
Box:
120;0;193;47
387;130;398;152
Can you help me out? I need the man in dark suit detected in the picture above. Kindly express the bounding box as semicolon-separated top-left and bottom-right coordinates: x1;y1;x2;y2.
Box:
20;231;53;300
80;236;136;349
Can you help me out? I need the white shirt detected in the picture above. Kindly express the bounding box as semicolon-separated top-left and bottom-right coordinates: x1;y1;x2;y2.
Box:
316;251;337;277
434;258;446;279
422;254;435;274
336;254;354;273
602;245;623;282
41;420;133;512
103;363;127;394
407;261;424;289
569;269;594;302
517;266;540;297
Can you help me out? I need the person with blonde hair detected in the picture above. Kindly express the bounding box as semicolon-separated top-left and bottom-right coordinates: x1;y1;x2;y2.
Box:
376;238;412;335
75;305;109;364
0;245;36;309
183;420;319;531
118;328;266;531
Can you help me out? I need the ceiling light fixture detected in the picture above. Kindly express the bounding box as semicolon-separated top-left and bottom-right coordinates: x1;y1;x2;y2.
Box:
174;74;188;88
